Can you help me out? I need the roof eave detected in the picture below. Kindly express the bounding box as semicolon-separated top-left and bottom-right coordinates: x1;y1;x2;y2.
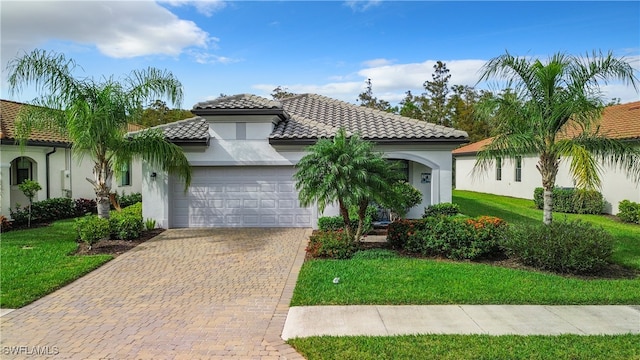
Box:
269;137;469;146
0;138;72;147
168;138;211;147
192;108;288;120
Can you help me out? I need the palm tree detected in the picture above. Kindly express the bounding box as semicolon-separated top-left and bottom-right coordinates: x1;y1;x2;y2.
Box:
7;49;192;219
294;128;401;241
474;50;639;224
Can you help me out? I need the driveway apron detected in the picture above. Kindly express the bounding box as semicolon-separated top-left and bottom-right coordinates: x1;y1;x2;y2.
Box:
1;228;309;360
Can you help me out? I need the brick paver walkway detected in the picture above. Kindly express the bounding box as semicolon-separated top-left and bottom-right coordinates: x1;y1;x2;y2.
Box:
1;228;310;359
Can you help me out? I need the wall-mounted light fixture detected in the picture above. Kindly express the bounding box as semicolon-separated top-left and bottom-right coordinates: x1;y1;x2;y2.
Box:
150;172;157;179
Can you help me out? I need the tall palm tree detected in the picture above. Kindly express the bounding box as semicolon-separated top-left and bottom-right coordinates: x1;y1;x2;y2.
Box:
7;49;192;219
474;50;639;224
294;128;401;241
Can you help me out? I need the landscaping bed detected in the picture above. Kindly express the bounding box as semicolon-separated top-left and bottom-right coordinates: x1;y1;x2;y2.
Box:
74;228;164;256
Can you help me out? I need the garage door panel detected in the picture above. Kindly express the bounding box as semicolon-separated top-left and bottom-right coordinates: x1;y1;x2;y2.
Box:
170;166;312;228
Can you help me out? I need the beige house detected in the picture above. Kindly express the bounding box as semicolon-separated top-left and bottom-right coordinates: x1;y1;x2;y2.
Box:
453;101;640;215
0;100;142;218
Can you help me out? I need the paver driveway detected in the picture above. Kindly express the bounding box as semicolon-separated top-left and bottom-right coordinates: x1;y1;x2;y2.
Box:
1;228;310;359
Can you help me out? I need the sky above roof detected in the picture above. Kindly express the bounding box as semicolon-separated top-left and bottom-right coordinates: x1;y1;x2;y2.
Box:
2;1;639;109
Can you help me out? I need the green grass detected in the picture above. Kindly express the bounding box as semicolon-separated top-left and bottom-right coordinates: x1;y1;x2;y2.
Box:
291;190;640;306
288;334;640;360
290;258;640;305
453;190;640;269
0;220;112;308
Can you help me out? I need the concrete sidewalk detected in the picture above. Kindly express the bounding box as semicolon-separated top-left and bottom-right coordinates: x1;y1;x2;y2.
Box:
282;305;640;339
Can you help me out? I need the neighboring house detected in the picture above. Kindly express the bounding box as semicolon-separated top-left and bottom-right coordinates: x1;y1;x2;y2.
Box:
0;100;143;218
141;93;468;228
453;101;640;215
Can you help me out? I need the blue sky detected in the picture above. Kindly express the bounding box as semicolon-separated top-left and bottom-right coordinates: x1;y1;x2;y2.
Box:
2;1;639;109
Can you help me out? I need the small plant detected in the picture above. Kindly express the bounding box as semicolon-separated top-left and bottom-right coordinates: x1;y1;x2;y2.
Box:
617;200;639;223
18;179;42;227
306;230;356;259
75;215;110;249
109;203;143;240
386;219;427;249
74;198;97;216
378;181;423;220
144;218;157;231
503;220;614;274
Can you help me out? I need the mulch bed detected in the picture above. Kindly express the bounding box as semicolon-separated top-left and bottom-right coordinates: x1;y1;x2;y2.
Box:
74;228;165;256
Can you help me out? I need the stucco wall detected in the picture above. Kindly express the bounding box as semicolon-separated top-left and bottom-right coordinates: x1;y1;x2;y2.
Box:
143;115;461;228
455;153;639;215
1;144;142;218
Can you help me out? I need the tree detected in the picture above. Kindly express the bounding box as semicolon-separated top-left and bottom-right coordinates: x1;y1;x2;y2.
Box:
18;179;41;227
422;61;453;126
8;49;192;219
138;100;193;127
271;86;297;100
357;79;394;112
294;128;401;241
398;90;423;120
474;50;639;224
449;85;494;142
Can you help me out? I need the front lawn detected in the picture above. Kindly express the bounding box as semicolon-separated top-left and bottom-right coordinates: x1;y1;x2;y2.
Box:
289;334;640;360
291;257;639;306
0;220;112;308
453;190;640;269
292;191;640;306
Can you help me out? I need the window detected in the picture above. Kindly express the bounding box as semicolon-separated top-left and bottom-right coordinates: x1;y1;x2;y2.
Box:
496;157;502;181
515;156;522;182
119;161;132;186
11;157;34;185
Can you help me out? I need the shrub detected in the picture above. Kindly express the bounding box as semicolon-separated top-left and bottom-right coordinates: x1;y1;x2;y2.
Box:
503;220;614;274
351;249;398;260
317;205;377;235
75;215;110;247
423;203;460;218
306;230;356;259
109;202;143;240
378;181;423;219
533;187;603;214
74;198;97;216
113;192;142;209
405;216;507;260
11;197;75;225
617;200;640;223
387;219;427;249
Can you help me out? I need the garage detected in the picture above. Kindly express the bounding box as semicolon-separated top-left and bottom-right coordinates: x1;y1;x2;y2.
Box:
169;166;313;228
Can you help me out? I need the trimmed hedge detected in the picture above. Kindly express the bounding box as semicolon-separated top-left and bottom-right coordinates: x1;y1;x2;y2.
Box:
306;230;356;259
423;202;460;218
387;216;508;260
74;215;110;247
533;187;603;214
503;220;614;274
617;200;640;224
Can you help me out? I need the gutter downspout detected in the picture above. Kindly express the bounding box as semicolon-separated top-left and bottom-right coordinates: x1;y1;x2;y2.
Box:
45;147;57;199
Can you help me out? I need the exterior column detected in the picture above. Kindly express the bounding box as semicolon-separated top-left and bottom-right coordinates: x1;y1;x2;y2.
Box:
0;162;12;218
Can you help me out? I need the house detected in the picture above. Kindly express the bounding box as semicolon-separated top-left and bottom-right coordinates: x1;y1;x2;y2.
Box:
453;101;640;215
0;99;143;218
141;93;468;228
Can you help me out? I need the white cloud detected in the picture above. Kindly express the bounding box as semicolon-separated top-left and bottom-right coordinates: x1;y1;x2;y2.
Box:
344;0;382;12
362;58;394;68
160;0;226;17
189;50;242;65
1;0;210;60
252;82;363;102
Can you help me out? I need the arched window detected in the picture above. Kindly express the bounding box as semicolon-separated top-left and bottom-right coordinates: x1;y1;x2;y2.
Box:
11;157;35;185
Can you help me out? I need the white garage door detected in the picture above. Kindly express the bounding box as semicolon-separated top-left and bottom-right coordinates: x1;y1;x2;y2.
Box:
170;166;312;228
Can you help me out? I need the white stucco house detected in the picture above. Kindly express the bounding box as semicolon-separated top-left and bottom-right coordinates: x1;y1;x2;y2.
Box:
0;99;143;218
141;93;469;228
453;101;640;215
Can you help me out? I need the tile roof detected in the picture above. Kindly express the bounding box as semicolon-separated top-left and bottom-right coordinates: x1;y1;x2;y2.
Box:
273;94;468;143
0;99;71;145
193;94;283;111
131;117;210;145
452;101;640;155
